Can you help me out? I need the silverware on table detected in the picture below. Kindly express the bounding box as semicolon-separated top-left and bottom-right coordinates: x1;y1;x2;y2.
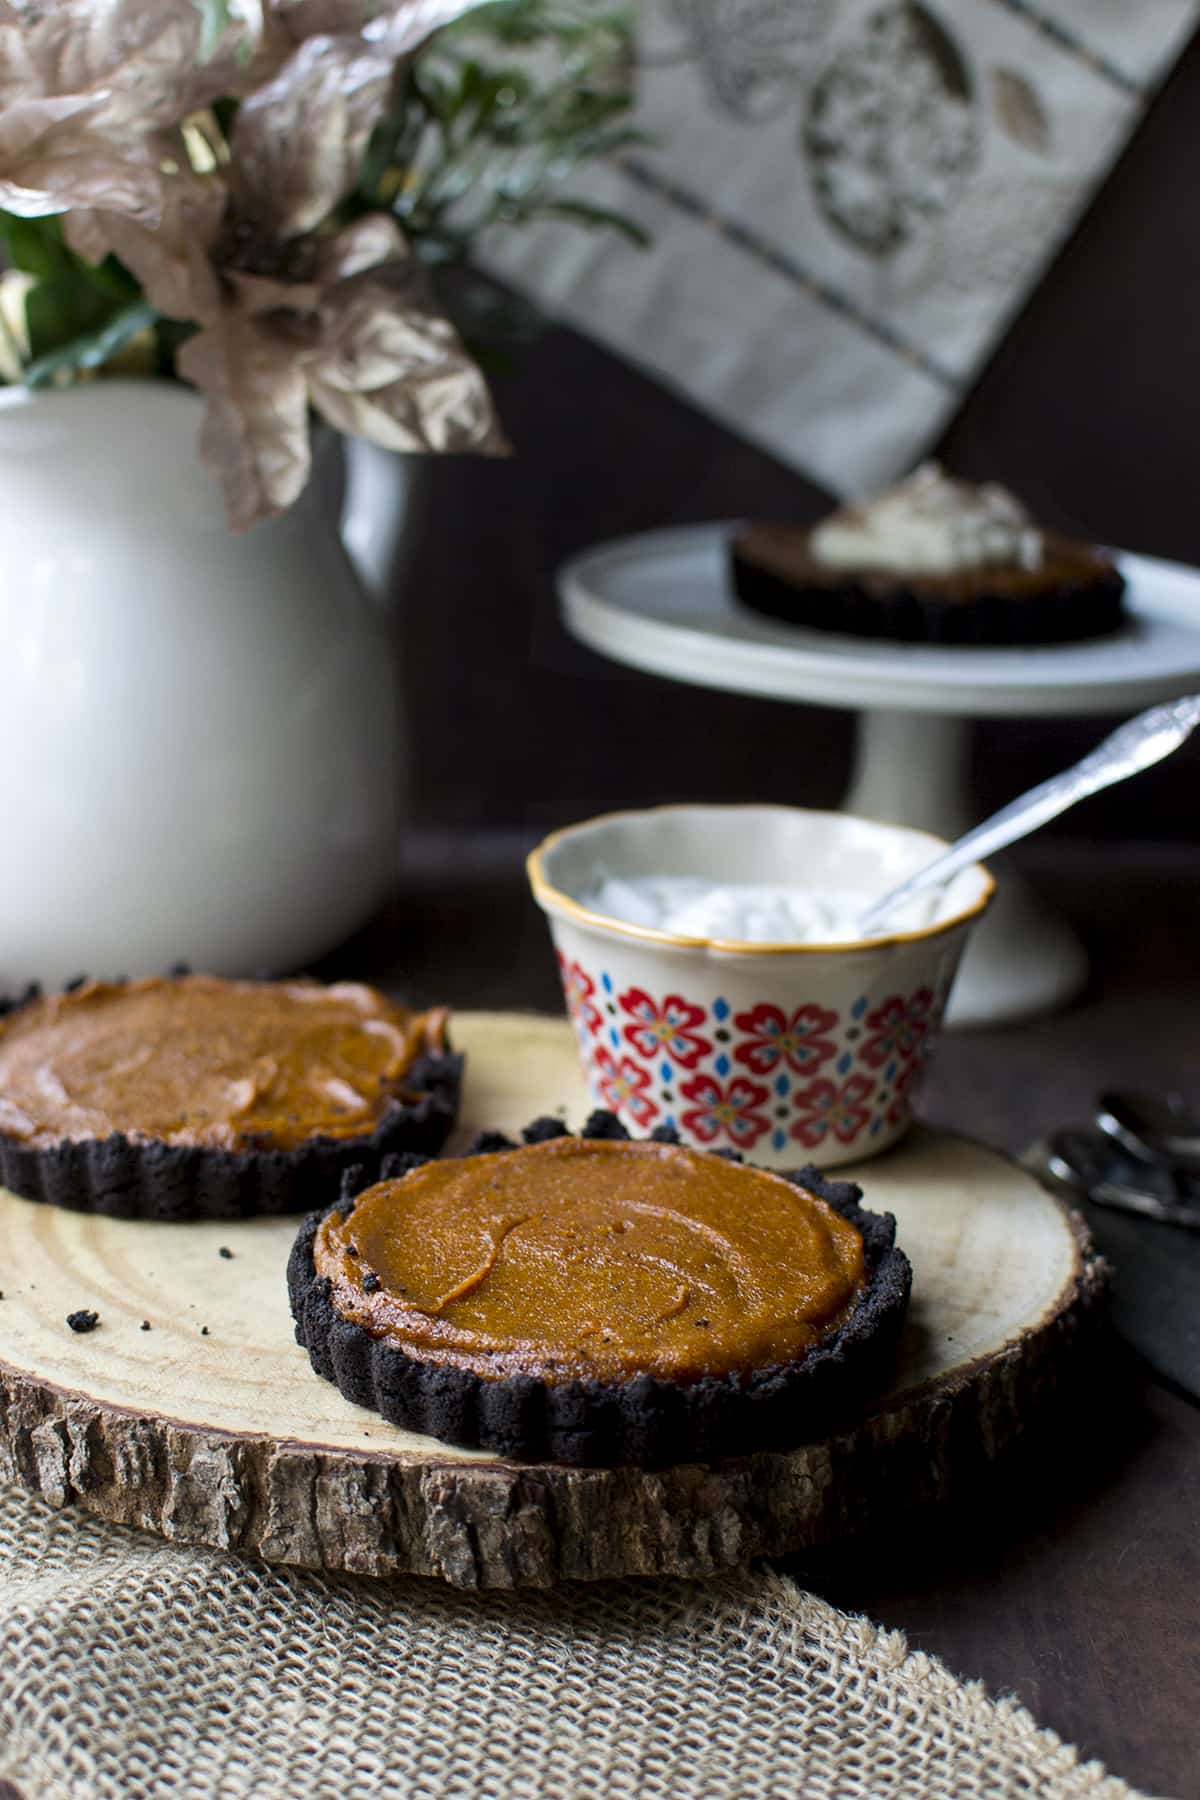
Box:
1096;1089;1200;1174
1025;1089;1200;1233
1039;1127;1200;1230
1024;1113;1200;1402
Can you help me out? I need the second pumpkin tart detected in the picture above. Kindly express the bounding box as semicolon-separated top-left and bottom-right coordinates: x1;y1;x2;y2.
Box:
289;1114;912;1466
0;975;462;1219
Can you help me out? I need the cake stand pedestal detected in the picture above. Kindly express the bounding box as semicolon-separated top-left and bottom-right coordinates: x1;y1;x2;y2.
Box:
843;710;1088;1025
558;526;1200;1028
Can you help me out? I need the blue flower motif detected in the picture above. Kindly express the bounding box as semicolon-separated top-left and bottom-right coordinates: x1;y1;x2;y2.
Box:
713;997;730;1021
601;971;613;994
660;1060;673;1085
715;1053;730;1077
851;996;868;1020
772;1128;786;1152
609;1026;619;1049
774;1075;790;1098
836;1052;852;1076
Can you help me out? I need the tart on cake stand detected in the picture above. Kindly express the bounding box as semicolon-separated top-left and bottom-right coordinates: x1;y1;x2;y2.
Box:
557;526;1200;1027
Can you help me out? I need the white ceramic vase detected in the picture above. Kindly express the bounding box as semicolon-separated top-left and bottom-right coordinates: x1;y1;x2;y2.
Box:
0;379;414;990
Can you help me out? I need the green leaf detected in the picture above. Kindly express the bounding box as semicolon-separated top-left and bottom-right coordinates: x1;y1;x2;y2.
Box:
363;1;647;259
523;196;650;245
191;0;234;62
23;300;159;389
0;211;141;305
24;278;112;363
0;214;72;282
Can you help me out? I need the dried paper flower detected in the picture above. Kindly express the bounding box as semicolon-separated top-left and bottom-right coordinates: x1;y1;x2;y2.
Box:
0;1;486;224
262;0;488;55
65;172;226;321
0;0;258;221
307;265;503;453
235;2;496;236
231;35;400;238
2;0;506;526
177;214;504;530
179;311;313;528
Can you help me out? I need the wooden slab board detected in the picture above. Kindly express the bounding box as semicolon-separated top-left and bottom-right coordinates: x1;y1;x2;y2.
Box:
0;1012;1103;1589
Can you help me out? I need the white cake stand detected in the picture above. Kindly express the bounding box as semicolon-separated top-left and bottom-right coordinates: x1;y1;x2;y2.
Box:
558;525;1200;1027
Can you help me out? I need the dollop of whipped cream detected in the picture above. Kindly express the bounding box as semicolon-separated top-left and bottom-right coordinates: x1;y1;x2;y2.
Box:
809;462;1042;578
581;876;944;945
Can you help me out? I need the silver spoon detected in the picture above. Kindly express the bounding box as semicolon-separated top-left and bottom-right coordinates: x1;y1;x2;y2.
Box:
1039;1126;1200;1231
1096;1090;1200;1174
856;693;1200;936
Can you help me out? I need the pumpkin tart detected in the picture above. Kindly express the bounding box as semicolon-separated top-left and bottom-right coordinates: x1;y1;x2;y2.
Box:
288;1113;911;1466
0;975;462;1219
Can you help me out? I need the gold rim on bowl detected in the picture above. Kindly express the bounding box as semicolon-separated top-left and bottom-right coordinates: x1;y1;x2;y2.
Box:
526;804;996;957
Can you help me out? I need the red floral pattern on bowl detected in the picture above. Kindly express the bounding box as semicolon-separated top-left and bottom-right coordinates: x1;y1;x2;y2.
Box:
859;989;933;1069
678;1072;771;1148
789;1072;876;1150
591;1044;660;1130
533;806;989;1168
619;987;711;1068
552;963;954;1165
732;1002;838;1076
557;952;603;1038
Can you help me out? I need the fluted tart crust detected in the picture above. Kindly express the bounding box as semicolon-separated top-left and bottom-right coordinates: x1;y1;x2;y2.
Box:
288;1112;912;1467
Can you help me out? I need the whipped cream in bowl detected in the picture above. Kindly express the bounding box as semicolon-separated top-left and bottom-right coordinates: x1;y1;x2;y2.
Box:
579;874;951;947
528;806;993;1169
810;462;1042;579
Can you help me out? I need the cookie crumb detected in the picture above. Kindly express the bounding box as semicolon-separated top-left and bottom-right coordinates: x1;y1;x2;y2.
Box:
362;1271;382;1294
67;1310;99;1334
200;1325;210;1336
218;1246;234;1260
582;1109;630;1142
140;1321;152;1332
467;1129;515;1156
523;1115;570;1145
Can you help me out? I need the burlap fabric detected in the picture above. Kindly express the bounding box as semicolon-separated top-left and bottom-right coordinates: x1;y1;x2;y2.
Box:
0;1483;1153;1800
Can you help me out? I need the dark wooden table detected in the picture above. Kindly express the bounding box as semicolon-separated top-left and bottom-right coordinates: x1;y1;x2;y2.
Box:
318;831;1200;1800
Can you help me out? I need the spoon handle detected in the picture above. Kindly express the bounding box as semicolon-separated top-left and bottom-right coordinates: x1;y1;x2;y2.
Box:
857;693;1200;934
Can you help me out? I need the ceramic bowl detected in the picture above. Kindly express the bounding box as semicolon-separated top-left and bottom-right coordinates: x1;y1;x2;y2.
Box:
527;805;994;1169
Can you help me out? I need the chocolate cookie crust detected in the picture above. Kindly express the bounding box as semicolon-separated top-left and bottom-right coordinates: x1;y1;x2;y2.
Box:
0;981;463;1221
730;525;1127;646
288;1113;912;1467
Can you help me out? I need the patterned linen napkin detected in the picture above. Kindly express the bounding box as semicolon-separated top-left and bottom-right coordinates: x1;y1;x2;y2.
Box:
479;0;1199;494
